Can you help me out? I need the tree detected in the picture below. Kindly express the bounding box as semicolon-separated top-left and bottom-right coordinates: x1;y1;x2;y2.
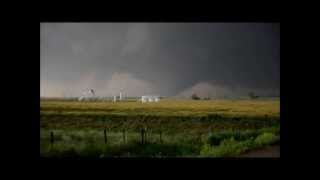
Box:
191;93;200;100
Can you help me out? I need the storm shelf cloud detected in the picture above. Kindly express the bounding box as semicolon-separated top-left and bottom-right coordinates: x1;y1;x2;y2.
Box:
40;23;280;98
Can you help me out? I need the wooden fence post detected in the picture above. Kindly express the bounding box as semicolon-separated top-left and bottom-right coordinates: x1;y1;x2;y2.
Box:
145;128;147;144
104;128;107;144
50;131;54;146
141;129;144;145
123;129;126;144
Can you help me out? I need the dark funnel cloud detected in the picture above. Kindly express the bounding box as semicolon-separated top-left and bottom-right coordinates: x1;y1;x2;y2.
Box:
40;23;280;98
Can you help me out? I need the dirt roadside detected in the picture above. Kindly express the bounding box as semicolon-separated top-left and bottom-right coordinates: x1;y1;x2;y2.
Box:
239;144;280;158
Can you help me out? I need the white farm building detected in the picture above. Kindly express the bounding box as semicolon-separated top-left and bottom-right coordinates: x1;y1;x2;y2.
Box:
78;89;96;101
141;95;160;103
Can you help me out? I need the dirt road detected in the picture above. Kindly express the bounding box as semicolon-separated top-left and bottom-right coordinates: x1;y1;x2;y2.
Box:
239;145;280;158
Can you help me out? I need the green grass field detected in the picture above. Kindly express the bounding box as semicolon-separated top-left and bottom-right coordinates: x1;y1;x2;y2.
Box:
40;99;280;157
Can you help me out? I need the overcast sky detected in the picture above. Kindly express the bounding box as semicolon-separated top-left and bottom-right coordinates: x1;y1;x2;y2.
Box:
40;23;280;98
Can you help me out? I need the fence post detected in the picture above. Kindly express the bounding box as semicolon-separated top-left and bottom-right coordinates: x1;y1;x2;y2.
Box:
141;128;144;145
50;131;54;146
159;130;162;144
104;128;107;144
123;129;126;144
125;130;127;144
145;128;147;144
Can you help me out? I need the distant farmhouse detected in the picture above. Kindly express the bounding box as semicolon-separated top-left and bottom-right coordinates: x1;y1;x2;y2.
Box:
78;89;96;101
78;89;160;103
141;95;160;103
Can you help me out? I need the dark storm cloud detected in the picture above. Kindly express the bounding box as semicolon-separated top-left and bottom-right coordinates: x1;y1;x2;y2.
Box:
40;23;280;97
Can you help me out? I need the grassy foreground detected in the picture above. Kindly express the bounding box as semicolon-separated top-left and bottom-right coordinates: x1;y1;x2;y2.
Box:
40;126;279;158
40;99;280;157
